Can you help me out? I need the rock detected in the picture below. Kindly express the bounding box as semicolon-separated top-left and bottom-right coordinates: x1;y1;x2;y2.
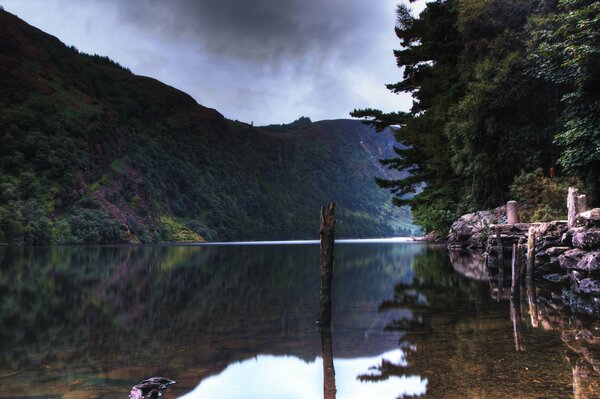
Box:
535;221;569;251
129;377;175;399
577;208;600;227
579;278;600;295
562;289;600;316
543;273;569;284
545;246;571;257
561;230;573;246
571;270;584;292
573;227;600;250
577;251;600;273
559;249;587;269
447;208;503;249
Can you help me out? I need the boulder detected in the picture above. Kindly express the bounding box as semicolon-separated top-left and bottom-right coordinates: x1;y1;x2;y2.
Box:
559;249;587;269
448;207;505;248
535;221;569;251
572;227;600;250
577;251;600;273
579;278;600;295
577;208;600;227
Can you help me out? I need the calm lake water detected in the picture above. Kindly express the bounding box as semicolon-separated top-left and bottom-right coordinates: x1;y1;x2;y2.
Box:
0;241;597;398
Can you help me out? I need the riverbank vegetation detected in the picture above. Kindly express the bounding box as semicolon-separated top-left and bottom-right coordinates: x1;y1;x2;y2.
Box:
353;0;599;234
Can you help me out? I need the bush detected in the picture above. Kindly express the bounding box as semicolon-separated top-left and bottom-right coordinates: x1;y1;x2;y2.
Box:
510;168;583;222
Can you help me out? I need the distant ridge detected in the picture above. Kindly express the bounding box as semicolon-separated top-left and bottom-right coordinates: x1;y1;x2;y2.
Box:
0;9;415;244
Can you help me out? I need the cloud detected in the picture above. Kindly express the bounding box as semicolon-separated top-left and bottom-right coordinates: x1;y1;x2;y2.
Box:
3;0;423;124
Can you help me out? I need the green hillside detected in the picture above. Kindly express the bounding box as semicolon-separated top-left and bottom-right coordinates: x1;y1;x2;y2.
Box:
0;9;415;244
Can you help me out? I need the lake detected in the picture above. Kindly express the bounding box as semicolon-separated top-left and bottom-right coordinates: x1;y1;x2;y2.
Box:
0;241;596;398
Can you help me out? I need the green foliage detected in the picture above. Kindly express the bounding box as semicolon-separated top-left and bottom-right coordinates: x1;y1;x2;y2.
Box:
529;0;600;198
0;10;416;243
353;0;598;234
510;168;583;221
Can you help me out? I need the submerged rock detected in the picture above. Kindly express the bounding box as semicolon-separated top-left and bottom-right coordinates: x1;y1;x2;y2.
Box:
579;278;600;295
543;273;569;284
562;289;600;317
129;377;175;399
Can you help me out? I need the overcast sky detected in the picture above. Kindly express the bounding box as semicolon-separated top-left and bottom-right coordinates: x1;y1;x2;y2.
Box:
2;0;426;125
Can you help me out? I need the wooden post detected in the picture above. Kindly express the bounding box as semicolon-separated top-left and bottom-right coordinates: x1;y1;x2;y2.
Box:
568;187;579;228
320;327;337;399
510;298;524;351
507;200;519;225
318;203;335;325
526;281;538;328
511;243;520;297
526;226;536;280
496;227;504;267
577;195;587;214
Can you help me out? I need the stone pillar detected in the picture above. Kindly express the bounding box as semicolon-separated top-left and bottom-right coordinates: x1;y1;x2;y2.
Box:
568;187;579;229
507;200;519;225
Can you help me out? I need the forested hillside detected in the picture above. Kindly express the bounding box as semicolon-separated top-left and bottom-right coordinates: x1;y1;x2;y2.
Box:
0;9;414;244
353;0;599;233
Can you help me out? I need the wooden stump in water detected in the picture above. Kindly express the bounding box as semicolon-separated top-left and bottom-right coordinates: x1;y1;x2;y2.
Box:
318;202;335;325
526;225;537;280
511;243;520;298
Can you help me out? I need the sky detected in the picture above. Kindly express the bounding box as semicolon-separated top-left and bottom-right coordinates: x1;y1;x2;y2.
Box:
2;0;426;125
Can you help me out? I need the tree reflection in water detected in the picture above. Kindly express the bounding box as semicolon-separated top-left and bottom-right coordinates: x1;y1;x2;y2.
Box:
371;247;574;398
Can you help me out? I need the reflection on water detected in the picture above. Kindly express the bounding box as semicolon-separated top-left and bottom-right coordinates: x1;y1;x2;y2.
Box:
180;350;427;399
1;243;598;398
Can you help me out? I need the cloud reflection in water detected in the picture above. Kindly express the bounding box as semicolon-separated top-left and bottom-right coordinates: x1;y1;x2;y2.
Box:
180;349;427;399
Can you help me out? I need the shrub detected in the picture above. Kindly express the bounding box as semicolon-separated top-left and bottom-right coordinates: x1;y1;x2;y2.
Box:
510;168;583;222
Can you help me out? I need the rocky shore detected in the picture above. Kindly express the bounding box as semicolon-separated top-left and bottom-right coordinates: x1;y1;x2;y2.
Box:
447;202;600;316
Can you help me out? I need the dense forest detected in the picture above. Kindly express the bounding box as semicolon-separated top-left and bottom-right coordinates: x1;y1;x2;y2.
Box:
0;9;416;244
353;0;599;234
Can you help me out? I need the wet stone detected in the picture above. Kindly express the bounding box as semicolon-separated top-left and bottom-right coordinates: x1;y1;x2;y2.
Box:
579;278;600;295
543;273;569;284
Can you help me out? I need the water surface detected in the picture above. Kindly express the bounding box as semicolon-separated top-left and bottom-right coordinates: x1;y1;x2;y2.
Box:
0;242;596;398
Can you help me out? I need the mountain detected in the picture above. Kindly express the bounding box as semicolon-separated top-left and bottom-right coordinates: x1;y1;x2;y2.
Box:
0;9;415;244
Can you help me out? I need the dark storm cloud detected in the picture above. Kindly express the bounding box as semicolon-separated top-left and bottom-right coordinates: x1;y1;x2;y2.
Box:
114;0;369;63
3;0;423;124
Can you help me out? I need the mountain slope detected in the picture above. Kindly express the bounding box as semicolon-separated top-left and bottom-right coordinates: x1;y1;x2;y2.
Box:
0;9;414;243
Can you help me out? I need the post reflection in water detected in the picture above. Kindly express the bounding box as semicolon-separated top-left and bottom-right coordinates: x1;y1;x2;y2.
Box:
320;326;337;399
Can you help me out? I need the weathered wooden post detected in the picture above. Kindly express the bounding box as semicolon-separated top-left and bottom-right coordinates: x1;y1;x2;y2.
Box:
568;187;579;228
526;281;538;328
526;226;536;280
577;195;588;214
510;298;524;351
318;203;335;325
507;200;519;225
511;243;520;297
496;227;504;267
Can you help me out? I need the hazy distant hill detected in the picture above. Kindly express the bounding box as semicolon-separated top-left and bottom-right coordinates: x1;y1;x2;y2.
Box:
0;9;415;243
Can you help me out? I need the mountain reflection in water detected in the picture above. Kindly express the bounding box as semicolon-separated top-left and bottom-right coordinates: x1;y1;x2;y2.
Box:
1;242;598;398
